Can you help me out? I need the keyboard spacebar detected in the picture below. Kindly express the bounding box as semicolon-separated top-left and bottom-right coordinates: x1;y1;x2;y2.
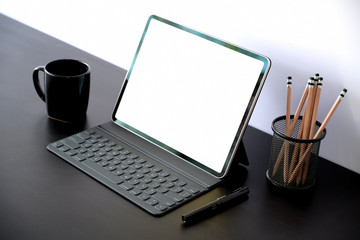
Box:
82;159;124;184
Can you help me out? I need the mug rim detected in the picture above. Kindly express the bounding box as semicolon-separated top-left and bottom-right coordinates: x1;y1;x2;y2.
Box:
44;59;90;78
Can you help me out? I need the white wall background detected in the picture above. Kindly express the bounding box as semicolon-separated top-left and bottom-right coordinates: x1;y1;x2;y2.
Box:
1;0;359;174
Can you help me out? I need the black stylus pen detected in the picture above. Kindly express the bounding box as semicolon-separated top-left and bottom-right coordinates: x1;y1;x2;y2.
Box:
182;186;249;223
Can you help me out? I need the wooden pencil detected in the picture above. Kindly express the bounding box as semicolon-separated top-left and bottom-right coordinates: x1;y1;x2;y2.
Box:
283;77;292;182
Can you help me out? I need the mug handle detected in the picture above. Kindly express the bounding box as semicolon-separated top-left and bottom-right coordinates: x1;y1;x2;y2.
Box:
33;66;46;102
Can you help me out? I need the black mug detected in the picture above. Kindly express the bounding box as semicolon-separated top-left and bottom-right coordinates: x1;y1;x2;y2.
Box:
33;59;90;123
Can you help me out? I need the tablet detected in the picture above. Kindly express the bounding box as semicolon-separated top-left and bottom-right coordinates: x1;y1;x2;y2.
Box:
112;15;271;177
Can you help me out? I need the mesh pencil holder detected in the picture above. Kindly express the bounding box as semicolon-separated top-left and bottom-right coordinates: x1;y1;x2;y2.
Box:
267;115;326;189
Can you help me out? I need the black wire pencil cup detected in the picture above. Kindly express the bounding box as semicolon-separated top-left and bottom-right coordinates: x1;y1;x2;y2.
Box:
267;75;347;189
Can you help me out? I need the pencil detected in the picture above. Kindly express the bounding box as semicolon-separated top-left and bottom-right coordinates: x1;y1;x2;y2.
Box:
286;77;292;135
288;88;347;183
283;77;292;182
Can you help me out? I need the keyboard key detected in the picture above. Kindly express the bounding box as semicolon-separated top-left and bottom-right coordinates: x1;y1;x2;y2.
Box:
121;174;132;181
105;165;117;171
183;185;200;194
179;191;191;198
111;159;122;165
112;145;124;151
96;151;106;157
141;178;152;184
153;192;175;206
73;154;86;161
92;134;102;139
149;182;160;188
149;173;158;179
134;173;144;179
52;142;63;148
102;155;113;161
105;141;116;147
155;204;167;211
116;155;127;161
144;162;154;168
175;181;187;187
66;149;77;156
159;172;170;177
84;152;95;158
94;143;105;148
120;182;133;190
61;138;80;149
78;148;88;154
145;188;157;195
129;154;138;159
136;183;148;190
59;146;70;152
133;164;142;169
172;186;183;193
157;187;168;193
91;157;102;162
113;170;124;176
156;177;166;183
81;143;92;148
99;137;109;143
135;158;146;164
99;161;109;167
138;194;150;201
119;164;128;170
90;147;99;152
124;159;134;165
120;150;131;155
128;179;140;185
152;167;162;173
163;182;175;188
146;198;158;206
103;147;112;152
130;188;142;196
165;191;184;202
69;135;85;144
125;168;136;175
167;176;178;182
77;132;91;140
89;139;98;144
139;168;150;174
111;151;120;156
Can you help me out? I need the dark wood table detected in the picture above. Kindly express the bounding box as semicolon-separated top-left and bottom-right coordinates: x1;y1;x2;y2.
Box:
1;14;359;240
